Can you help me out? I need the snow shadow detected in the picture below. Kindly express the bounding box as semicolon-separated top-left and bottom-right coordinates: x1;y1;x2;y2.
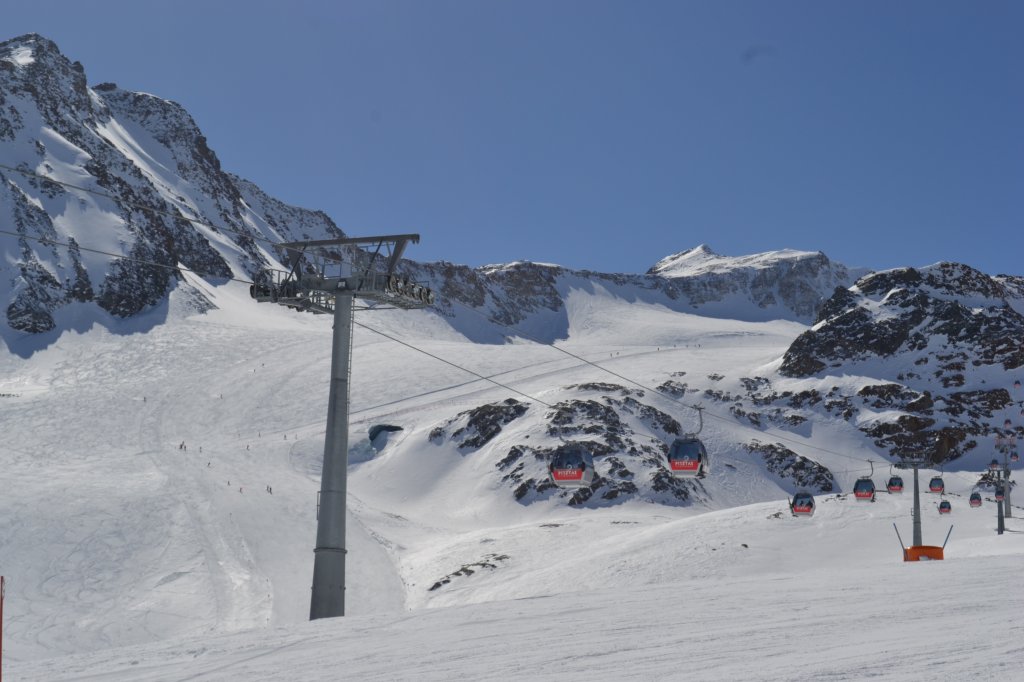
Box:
1;298;172;358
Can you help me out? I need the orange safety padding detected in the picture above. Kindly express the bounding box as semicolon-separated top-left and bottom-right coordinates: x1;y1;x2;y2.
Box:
903;545;944;561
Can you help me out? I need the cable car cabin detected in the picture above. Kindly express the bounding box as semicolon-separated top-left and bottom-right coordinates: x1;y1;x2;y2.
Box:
887;476;904;493
995;486;1005;502
548;446;595;489
989;459;1001;471
1012;452;1020;463
667;437;709;479
790;492;815;517
969;492;983;507
853;477;876;501
938;500;952;514
928;477;945;494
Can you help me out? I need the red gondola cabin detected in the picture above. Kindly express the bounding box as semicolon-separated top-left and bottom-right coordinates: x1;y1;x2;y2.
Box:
853;477;876;501
548;446;595;489
791;492;815;517
667;437;709;479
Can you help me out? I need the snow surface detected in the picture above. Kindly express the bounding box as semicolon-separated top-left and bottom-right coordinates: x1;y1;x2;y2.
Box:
2;281;1022;680
3;45;34;67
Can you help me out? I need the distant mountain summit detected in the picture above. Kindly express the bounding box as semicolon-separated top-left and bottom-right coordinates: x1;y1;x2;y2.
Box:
647;244;867;320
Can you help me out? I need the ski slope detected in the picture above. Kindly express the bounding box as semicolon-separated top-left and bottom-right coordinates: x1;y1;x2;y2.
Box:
2;280;1022;680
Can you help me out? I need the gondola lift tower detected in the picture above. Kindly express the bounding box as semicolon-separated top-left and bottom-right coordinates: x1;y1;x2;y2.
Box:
250;234;433;620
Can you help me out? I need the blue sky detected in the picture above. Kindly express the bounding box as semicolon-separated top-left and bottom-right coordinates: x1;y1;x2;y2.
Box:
6;1;1022;276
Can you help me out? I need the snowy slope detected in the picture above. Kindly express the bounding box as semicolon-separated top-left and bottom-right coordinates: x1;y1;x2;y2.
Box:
2;281;1022;680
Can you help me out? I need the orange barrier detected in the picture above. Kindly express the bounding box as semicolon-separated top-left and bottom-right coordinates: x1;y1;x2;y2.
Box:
903;545;944;561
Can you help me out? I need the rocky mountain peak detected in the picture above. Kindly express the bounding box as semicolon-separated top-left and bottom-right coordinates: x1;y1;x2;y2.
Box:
646;244;718;275
1;33;64;68
0;34;343;341
856;261;1008;305
788;263;1023;378
0;34;92;135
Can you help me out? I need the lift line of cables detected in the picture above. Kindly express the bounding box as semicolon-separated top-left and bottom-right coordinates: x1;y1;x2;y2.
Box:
352;311;887;472
0;163;975;471
437;296;889;469
1;209;898;471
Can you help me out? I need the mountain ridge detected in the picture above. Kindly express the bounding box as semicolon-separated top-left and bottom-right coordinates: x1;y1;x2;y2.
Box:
2;33;864;346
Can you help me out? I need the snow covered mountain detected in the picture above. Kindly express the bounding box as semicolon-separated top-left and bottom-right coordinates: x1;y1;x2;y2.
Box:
0;34;343;336
2;33;1023;680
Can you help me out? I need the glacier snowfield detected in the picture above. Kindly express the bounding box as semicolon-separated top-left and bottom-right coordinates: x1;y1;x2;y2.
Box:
2;281;1022;681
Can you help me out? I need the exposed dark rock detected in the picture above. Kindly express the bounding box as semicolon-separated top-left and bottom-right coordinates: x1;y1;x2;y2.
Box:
781;263;1024;378
744;441;835;492
428;554;511;591
430;398;529;450
570;382;643;397
657;379;690;398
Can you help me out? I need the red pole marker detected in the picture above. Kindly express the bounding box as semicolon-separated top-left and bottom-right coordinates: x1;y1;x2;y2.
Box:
1;575;5;682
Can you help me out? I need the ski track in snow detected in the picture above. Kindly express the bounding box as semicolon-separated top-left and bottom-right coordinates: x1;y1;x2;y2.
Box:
2;282;1023;679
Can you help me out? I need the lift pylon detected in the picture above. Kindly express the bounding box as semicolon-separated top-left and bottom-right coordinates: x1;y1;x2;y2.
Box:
251;234;432;620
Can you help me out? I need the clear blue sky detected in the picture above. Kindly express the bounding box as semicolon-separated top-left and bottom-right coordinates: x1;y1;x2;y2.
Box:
6;1;1023;276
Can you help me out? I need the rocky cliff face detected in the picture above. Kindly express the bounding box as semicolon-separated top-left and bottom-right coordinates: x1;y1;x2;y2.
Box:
0;34;342;335
772;263;1024;462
